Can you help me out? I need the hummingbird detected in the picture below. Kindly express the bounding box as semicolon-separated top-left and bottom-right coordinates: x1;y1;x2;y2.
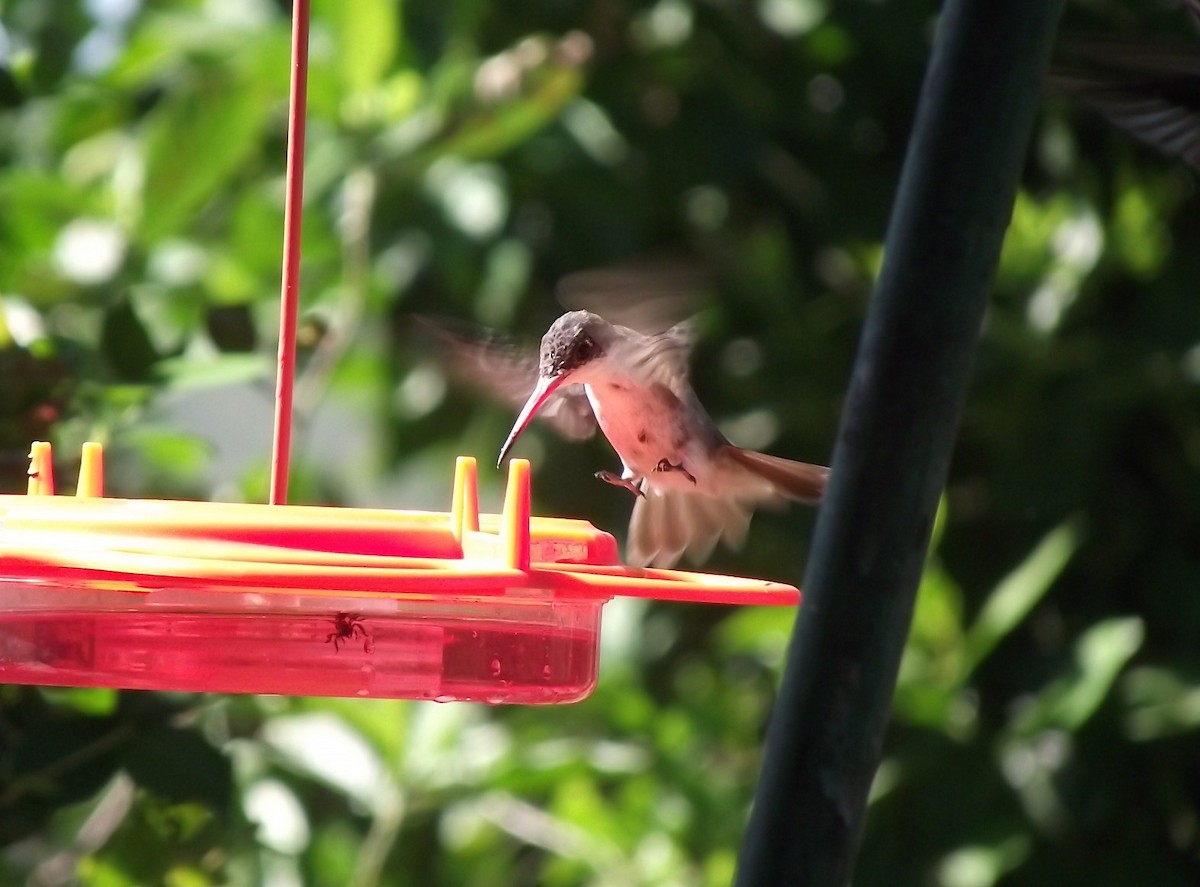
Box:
432;308;830;568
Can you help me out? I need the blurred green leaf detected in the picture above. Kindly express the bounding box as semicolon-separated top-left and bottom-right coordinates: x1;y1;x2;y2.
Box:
142;801;216;845
116;426;213;490
0;171;97;296
896;515;1080;735
412;60;584;167
893;561;967;731
138;64;272;243
318;0;399;99
0;708;131;844
101;298;162;380
164;866;211;887
996;190;1079;289
78;856;142;887
1011;617;1145;737
962;519;1082;677
1123;666;1200;741
127;284;205;355
927;493;949;556
909;563;965;665
714;604;796;669
37;687;120;716
153;353;272;390
0;66;23;109
295;697;412;764
1111;176;1171;277
121;726;232;812
934;835;1031;887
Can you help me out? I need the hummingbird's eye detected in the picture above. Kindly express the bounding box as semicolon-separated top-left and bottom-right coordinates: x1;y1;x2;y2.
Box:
574;336;598;361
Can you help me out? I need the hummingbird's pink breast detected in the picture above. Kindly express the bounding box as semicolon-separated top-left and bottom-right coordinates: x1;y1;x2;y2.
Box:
583;379;697;483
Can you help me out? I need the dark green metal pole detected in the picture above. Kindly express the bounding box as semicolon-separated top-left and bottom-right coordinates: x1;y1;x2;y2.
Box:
735;0;1064;885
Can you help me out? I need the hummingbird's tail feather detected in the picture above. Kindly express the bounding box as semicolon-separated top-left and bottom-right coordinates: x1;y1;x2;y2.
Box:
722;446;829;503
627;486;754;568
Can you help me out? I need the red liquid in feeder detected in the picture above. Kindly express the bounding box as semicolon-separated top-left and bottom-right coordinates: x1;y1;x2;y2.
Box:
0;586;601;704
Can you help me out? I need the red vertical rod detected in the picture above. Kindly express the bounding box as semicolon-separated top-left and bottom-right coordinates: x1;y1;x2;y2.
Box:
269;0;312;505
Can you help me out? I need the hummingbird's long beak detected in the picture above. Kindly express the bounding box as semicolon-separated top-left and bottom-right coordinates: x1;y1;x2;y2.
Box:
497;373;567;466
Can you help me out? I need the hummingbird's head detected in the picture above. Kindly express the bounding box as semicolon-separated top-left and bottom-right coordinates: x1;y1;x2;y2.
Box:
538;310;611;380
497;311;612;466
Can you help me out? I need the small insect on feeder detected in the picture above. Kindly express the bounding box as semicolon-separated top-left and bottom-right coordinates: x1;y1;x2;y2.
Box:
0;1;800;703
0;443;797;703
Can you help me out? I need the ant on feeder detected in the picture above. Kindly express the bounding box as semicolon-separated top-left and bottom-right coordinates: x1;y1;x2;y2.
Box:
326;612;373;653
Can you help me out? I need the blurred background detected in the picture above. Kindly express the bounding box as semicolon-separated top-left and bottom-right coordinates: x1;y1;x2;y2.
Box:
2;0;1200;884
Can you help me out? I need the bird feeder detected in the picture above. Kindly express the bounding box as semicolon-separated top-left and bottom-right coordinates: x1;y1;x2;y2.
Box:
0;443;797;702
0;0;800;703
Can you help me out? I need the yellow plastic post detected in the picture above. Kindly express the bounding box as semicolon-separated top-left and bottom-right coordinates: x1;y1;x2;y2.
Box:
451;456;480;542
76;442;105;498
26;441;55;496
500;459;531;571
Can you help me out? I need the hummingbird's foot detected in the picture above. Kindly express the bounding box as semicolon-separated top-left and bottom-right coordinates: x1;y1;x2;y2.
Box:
595;470;645;498
654;458;697;485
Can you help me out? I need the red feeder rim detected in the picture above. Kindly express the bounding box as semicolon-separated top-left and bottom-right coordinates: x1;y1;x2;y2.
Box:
5;443;798;606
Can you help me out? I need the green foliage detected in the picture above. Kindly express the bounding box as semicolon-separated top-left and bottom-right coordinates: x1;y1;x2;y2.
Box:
2;0;1200;885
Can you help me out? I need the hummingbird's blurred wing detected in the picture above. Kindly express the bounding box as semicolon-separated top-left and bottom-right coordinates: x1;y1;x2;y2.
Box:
622;319;697;398
555;259;707;399
628;486;755;568
555;260;708;334
415;317;597;441
1050;31;1200;168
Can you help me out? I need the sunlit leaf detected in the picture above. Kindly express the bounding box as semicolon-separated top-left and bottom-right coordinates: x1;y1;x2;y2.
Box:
164;866;211;887
118;426;213;485
1111;176;1171;277
77;856;142;887
893;562;966;730
138;63;272;242
317;0;399;99
153;353;272;390
996;190;1078;288
262;712;390;806
1010;617;1145;737
413;60;585;166
294;696;412;764
715;604;797;668
934;835;1031;887
0;171;98;296
37;687;120;716
1123;666;1200;741
908;562;964;659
